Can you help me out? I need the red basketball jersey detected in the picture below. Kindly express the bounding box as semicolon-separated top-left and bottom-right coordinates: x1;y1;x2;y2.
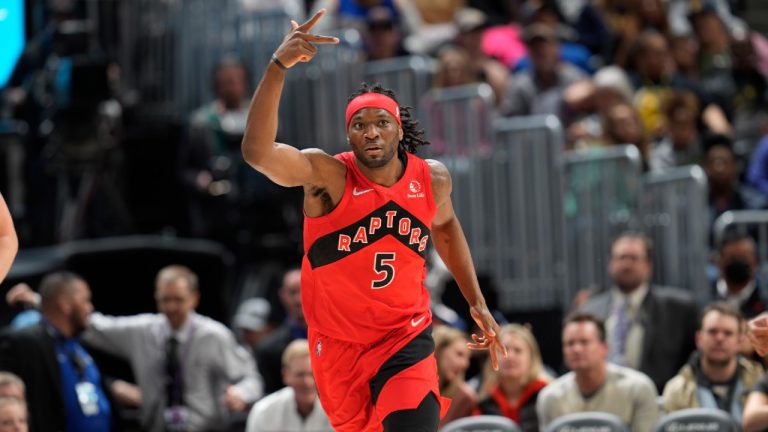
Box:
302;151;436;345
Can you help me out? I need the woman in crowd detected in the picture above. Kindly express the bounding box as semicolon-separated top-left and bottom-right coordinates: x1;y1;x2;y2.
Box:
474;324;550;432
434;325;477;429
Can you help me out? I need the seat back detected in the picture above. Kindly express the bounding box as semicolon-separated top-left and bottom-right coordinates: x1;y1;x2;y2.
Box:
652;408;740;432
441;415;523;432
544;412;630;432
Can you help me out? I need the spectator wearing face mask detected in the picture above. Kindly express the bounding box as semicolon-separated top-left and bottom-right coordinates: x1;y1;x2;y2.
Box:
714;231;765;319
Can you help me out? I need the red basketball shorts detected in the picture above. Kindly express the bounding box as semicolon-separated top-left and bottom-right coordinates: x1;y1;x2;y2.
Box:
308;325;451;432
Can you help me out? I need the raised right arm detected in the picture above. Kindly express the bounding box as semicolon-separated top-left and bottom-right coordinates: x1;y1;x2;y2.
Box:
241;10;339;187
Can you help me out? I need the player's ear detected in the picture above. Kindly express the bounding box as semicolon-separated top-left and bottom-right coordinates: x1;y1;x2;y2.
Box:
398;126;403;142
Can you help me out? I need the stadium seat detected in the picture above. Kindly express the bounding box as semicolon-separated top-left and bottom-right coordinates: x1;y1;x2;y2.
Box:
441;415;523;432
544;412;629;432
652;408;740;432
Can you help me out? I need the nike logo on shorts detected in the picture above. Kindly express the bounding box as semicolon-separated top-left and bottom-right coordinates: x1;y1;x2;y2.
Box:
353;187;373;196
411;316;426;327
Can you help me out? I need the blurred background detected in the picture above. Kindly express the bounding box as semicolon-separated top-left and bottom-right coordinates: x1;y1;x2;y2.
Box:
2;0;768;372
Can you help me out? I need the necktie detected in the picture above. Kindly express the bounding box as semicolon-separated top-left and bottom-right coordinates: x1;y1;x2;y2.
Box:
166;336;184;407
609;298;631;365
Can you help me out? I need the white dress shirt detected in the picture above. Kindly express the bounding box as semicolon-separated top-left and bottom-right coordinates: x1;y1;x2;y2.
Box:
85;312;263;432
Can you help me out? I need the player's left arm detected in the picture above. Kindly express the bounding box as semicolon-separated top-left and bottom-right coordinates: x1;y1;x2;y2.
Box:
428;159;507;369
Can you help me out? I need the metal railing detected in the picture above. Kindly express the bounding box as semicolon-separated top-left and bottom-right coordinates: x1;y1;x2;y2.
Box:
563;145;643;298
491;115;567;310
641;165;709;303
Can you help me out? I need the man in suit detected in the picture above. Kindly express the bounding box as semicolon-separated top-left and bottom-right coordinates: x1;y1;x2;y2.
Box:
0;271;112;432
579;231;699;392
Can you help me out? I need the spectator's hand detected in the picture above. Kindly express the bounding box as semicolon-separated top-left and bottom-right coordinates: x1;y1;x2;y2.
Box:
748;314;768;357
111;379;142;407
468;304;508;371
6;283;39;308
272;9;339;70
224;385;248;412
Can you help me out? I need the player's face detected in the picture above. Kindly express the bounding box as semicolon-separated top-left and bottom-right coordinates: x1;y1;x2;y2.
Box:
156;279;199;330
347;108;403;169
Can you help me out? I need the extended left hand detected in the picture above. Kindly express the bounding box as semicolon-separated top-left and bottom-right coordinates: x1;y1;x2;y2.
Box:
468;304;507;370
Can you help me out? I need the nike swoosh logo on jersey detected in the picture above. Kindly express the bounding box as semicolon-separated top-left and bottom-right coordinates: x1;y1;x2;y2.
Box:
353;187;373;196
411;316;426;327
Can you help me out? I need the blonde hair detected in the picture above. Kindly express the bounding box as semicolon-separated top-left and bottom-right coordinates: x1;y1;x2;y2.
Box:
0;373;24;398
155;265;199;293
478;324;549;399
433;325;470;394
281;339;310;368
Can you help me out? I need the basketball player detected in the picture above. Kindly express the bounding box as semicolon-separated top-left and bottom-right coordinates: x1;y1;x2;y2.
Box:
0;193;17;283
241;10;506;432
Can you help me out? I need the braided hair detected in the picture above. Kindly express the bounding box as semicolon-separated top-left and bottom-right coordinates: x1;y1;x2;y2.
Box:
347;83;430;154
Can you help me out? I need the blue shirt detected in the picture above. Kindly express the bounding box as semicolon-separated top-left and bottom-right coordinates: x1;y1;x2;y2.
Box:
49;324;112;432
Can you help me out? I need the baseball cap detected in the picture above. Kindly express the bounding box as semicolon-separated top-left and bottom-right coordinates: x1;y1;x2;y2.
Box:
366;6;396;30
454;8;488;34
523;23;558;44
233;298;271;331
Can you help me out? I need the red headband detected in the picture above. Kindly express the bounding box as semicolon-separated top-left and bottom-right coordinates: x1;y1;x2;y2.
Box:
345;93;402;130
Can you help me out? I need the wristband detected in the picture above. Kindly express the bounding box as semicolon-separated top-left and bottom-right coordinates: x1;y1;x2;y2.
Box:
271;53;288;70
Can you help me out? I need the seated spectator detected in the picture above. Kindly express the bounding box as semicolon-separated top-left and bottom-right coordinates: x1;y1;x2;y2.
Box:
83;265;263;432
649;90;703;171
670;33;700;84
662;302;763;422
580;232;699;392
0;374;24;400
705;134;767;241
0;397;27;432
234;297;274;351
499;23;586;118
434;325;476;428
0;272;112;432
564;66;635;149
513;1;594;75
453;8;509;105
536;312;660;432
433;45;479;89
602;102;651;169
474;324;550;432
363;6;409;61
714;231;765;319
245;339;332;432
630;29;697;138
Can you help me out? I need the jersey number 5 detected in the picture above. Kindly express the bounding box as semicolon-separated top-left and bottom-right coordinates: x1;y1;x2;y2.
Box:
372;252;396;289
